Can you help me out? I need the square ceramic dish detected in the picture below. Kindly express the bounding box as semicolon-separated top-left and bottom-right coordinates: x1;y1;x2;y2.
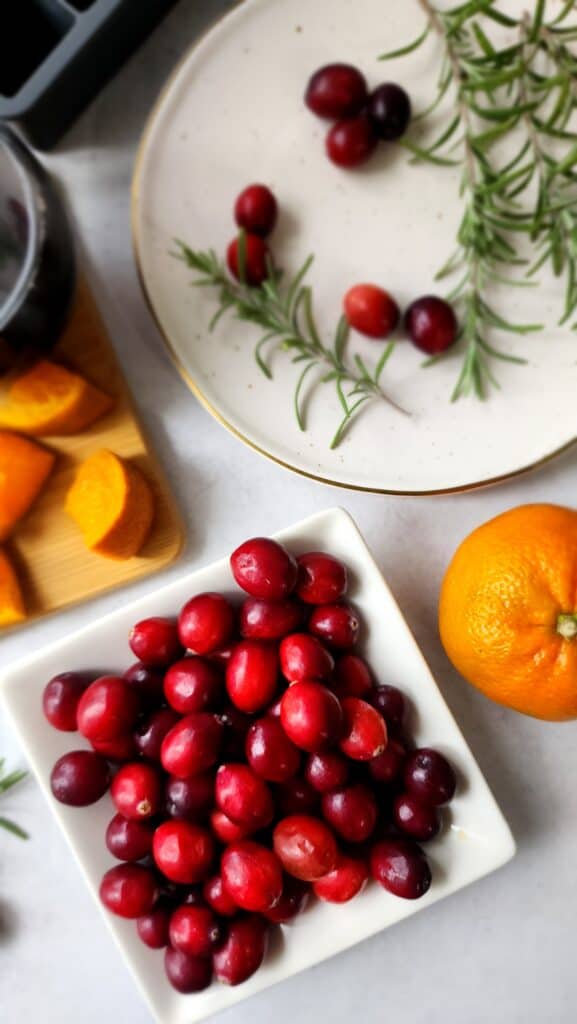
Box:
0;508;515;1024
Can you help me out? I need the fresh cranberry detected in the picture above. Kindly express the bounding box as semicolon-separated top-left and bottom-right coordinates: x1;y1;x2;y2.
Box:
333;654;373;699
77;676;140;743
368;83;412;140
240;597;303;640
321;783;377;842
43;672;90;731
222;839;283;913
235;184;278;237
370;838;432;899
371;684;406;731
227;234;270;286
231;537;297;600
153;821;214;884
50;750;110;806
275;777;319;816
313;853;368;903
134;708;180;761
305;751;349;793
215;764;273;829
165;773;214;822
111;762;162;820
245;717;301;782
296;552;347;604
137;903;171;948
210;809;253;843
178;593;235;655
369;738;406;785
203;874;238;917
219;705;252;758
105;813;154;862
305;63;367;119
266;697;283;719
393;792;440;841
280;680;342;753
169;904;222;957
280;633;334;682
213;914;268;986
165;947;212;993
273;815;338;881
225;639;278;713
264;874;309;923
99;864;157;918
164;657;223;714
344;284;400;339
160;713;223;778
308;603;360;649
123;662;165;707
404;296;458;355
326;114;378;168
339;697;387;760
404;748;456;806
91;733;138;762
128;617;182;666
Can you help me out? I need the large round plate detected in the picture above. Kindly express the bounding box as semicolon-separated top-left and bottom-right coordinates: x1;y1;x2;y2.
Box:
132;0;577;494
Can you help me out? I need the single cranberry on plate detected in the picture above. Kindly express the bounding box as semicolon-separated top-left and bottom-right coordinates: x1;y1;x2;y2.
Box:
50;750;110;806
42;672;90;731
164;656;223;714
111;762;162;820
231;536;298;600
305;750;349;793
227;234;270;286
153;820;215;884
160;712;223;778
280;680;342;753
165;773;214;822
203;874;239;917
274;814;338;881
368;82;412;140
128;617;182;666
371;684;406;732
296;551;348;604
404;748;456;805
234;184;278;237
178;592;235;655
370;837;432;899
313;853;368;903
134;707;180;761
165;947;213;993
326;114;378;168
404;296;458;355
369;737;406;785
333;654;373;700
169;904;222;957
221;839;283;913
213;914;269;986
226;639;279;713
305;63;368;120
339;697;387;761
344;284;400;339
321;783;377;843
77;676;140;744
215;763;274;829
105;813;154;862
246;717;301;783
264;874;309;923
275;777;319;816
137;903;171;949
308;602;360;649
240;596;303;640
123;662;165;707
393;792;440;842
99;863;158;918
279;632;334;682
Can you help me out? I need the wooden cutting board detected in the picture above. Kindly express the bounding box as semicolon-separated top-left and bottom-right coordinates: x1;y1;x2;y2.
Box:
2;277;184;629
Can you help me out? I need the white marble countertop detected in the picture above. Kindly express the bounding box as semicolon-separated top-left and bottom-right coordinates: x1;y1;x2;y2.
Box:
1;3;575;1022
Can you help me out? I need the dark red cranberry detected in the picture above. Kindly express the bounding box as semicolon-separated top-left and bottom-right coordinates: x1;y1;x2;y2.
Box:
305;63;367;119
371;684;406;731
123;662;165;707
213;915;268;986
203;874;238;917
234;184;278;237
105;813;154;862
210;809;253;843
99;864;157;918
344;284;400;339
280;681;342;753
226;639;279;713
128;617;182;666
219;705;252;758
280;632;334;682
153;820;215;884
368;83;412;140
165;947;212;993
134;708;180;761
273;814;338;881
393;792;440;842
227;234;270;286
165;773;214;822
240;596;303;640
333;654;373;700
275;777;319;816
169;904;222;957
91;733;137;762
160;713;223;778
164;657;223;714
42;672;90;731
326;114;378;168
209;644;236;669
321;783;377;843
313;853;368;903
305;750;349;794
111;762;162;820
137;903;171;948
404;748;456;806
215;764;273;829
231;537;297;600
178;592;235;655
308;603;360;649
370;838;432;899
404;296;458;355
50;750;110;806
264;874;309;923
296;552;347;604
369;738;406;785
339;697;387;760
222;839;283;913
77;676;140;743
245;717;301;783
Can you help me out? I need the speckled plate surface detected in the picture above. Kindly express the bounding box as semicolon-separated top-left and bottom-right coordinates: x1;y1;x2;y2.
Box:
132;0;576;494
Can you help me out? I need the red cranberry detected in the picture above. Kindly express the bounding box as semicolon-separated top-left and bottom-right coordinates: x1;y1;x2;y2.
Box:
280;681;342;753
165;773;214;822
169;904;222;957
368;83;412;140
273;815;338;881
160;713;223;778
245;717;301;782
305;63;367;120
305;751;349;793
213;914;268;986
404;748;456;806
219;705;252;758
404;296;458;355
91;733;137;762
210;809;253;843
344;284;400;339
235;184;278;237
203;874;238;917
371;684;406;731
105;813;154;862
164;657;223;714
339;697;387;761
77;676;139;743
50;750;110;806
275;777;319;816
264;874;309;923
215;764;273;829
226;640;278;713
209;644;236;668
222;839;283;913
369;738;406;785
308;603;360;649
326;114;378;168
123;662;165;707
111;762;162;820
231;537;297;600
128;617;182;666
99;864;157;918
165;947;212;993
321;783;377;843
178;593;235;655
137;903;171;948
296;552;347;604
227;234;270;286
134;708;180;761
43;672;90;731
313;853;368;903
333;654;373;699
153;820;214;884
240;597;303;640
280;632;334;682
266;697;283;719
394;792;440;842
370;838;432;899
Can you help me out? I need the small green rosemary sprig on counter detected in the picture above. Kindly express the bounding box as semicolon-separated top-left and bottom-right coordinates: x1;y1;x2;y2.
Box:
0;759;28;840
174;240;405;449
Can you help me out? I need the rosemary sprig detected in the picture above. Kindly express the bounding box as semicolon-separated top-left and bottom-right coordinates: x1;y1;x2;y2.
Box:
0;758;28;840
174;240;406;448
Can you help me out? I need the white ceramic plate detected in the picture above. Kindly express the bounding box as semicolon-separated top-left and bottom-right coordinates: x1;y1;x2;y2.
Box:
1;508;514;1024
132;0;577;494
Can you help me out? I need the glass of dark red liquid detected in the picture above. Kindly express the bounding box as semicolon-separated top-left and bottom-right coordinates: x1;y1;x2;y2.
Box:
0;125;76;367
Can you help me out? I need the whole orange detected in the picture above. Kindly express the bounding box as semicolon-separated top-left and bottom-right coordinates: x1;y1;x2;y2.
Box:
439;504;577;721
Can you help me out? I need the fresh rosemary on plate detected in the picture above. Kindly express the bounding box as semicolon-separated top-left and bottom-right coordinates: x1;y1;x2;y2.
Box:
0;759;28;839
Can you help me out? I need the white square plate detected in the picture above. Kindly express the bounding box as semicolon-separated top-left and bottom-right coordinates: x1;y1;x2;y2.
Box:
1;508;515;1024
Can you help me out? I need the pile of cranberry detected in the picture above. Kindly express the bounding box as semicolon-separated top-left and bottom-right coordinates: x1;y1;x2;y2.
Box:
44;537;457;995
